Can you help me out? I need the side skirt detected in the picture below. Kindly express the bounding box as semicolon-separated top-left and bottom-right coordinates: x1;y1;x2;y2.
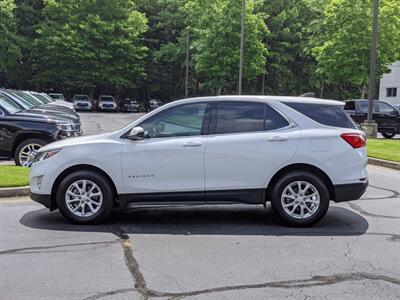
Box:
118;189;265;208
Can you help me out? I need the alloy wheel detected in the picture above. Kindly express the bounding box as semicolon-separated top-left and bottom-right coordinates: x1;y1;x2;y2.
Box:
280;181;320;219
65;180;103;218
19;143;42;167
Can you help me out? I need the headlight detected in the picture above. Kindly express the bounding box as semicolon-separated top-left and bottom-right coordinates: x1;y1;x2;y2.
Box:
33;149;61;163
56;122;74;132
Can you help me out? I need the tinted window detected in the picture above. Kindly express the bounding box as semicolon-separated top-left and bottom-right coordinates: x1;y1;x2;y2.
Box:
344;101;355;110
284;102;356;129
214;102;289;134
377;102;395;113
140;103;207;138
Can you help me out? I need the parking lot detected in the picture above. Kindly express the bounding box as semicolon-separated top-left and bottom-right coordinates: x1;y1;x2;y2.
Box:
1;113;399;299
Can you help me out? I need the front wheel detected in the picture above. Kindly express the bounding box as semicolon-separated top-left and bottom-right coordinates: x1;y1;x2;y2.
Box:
56;170;114;224
270;171;330;227
14;138;46;167
382;131;396;139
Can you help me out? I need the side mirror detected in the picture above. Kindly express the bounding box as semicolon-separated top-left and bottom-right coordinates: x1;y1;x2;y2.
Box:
127;126;144;140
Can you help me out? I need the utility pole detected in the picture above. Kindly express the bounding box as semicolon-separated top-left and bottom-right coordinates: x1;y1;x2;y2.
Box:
238;0;245;95
362;0;379;138
185;30;190;98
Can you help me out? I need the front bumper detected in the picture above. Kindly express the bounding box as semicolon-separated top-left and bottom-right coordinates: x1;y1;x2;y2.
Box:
333;181;368;202
31;193;54;210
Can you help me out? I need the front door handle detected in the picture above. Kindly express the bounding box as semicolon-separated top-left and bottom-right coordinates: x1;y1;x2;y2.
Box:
182;141;202;147
268;136;288;142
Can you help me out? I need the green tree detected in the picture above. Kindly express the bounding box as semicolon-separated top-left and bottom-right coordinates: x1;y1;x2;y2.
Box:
186;0;268;94
34;0;148;93
310;0;400;98
0;0;21;77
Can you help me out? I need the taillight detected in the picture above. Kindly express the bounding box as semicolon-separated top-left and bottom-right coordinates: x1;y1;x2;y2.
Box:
341;133;366;149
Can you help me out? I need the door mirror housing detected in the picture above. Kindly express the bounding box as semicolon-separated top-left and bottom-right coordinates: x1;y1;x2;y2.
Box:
127;126;144;140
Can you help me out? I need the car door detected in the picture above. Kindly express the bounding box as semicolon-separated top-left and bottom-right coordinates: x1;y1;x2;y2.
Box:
121;102;210;203
374;101;399;132
204;101;300;204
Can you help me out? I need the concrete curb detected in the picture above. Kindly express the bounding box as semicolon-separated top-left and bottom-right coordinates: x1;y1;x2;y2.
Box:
0;186;30;198
368;158;400;170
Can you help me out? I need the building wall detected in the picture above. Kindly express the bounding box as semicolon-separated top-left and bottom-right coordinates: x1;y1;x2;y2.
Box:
379;61;400;104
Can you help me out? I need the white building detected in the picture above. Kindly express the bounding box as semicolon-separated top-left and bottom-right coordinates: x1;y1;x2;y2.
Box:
379;61;400;104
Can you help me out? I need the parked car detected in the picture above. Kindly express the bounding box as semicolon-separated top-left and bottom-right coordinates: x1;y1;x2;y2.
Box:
73;95;92;111
98;95;118;112
120;98;140;112
27;91;75;111
48;93;65;101
393;104;400;111
149;99;162;111
1;89;80;121
0;93;81;167
344;99;400;138
30;96;368;226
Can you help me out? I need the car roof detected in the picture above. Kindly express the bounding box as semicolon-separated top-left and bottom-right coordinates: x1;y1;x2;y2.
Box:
175;95;344;106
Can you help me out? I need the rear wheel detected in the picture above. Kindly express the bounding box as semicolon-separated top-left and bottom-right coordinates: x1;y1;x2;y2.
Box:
56;170;114;224
14;138;46;167
270;171;330;227
382;131;396;139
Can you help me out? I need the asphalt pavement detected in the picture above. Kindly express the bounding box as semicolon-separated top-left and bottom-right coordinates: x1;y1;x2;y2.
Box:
0;112;399;299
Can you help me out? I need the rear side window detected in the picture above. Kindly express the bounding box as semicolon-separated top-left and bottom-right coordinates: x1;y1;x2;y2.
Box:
284;102;356;129
214;102;289;134
344;101;355;110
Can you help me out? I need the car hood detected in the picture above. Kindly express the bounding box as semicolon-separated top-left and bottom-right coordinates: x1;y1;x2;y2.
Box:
39;132;116;152
13;111;74;124
27;107;80;122
99;101;117;105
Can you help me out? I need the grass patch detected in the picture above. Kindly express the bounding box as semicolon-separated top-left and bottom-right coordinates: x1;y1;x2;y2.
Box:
367;139;400;162
0;166;30;188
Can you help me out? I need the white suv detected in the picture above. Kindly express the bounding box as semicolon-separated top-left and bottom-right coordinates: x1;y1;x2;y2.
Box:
30;96;368;226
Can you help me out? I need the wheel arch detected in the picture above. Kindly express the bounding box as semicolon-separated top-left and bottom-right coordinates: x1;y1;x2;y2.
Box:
265;163;335;203
12;132;54;156
50;164;118;211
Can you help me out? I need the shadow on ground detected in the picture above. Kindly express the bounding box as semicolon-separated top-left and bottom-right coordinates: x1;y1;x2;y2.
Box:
20;204;369;237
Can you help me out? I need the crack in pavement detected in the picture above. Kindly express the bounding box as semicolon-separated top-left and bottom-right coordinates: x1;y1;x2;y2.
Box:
82;225;400;300
0;240;120;255
348;202;400;220
83;272;400;300
360;184;400;201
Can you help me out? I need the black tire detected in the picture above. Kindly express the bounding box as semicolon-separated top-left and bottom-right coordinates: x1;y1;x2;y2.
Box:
382;131;396;139
14;138;47;167
56;170;114;224
270;171;330;227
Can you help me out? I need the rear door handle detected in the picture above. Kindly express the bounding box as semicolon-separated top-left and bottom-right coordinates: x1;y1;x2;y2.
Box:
268;136;288;142
182;141;202;147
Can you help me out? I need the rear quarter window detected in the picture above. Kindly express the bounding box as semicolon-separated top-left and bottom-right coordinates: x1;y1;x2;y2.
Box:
283;102;356;129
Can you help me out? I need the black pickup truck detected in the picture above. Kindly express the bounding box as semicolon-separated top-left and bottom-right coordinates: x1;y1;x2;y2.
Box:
0;93;81;166
344;99;400;138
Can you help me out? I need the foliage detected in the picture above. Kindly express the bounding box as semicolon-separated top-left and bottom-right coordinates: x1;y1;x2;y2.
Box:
34;0;148;91
0;0;22;75
186;0;268;94
310;0;400;97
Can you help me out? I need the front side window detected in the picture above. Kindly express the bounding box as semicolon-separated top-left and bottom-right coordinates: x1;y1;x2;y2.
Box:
140;103;208;138
377;102;396;113
214;102;289;134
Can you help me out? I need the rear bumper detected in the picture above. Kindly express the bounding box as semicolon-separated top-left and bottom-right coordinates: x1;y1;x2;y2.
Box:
31;193;54;210
333;181;368;202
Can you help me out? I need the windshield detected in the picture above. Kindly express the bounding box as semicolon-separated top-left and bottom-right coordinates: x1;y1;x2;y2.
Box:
12;91;42;107
74;95;90;101
30;93;51;104
0;94;22;114
49;94;64;100
100;96;115;102
5;91;34;109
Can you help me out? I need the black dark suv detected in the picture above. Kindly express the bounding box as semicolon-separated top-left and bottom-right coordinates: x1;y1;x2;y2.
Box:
344;99;400;138
0;93;81;166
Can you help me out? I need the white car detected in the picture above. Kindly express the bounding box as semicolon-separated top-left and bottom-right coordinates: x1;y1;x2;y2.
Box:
73;95;92;111
30;96;368;226
97;95;118;112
